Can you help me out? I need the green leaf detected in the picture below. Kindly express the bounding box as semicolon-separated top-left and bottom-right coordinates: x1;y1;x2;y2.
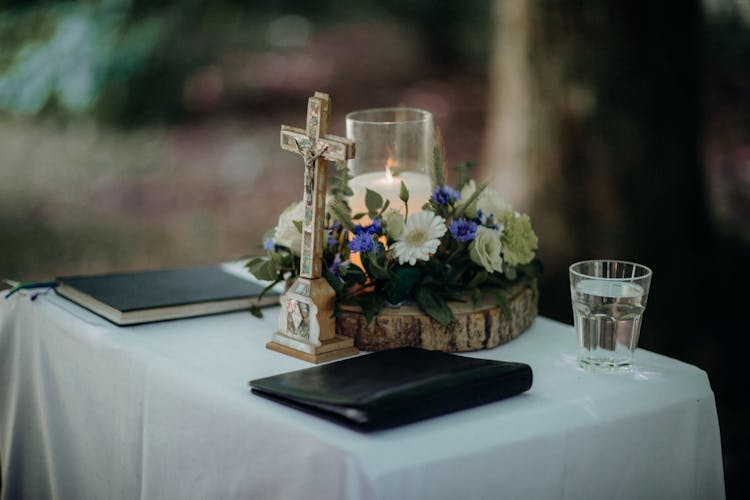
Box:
355;292;385;325
292;220;303;233
328;200;356;232
518;258;544;279
416;286;452;327
365;189;383;214
453;160;476;190
431;128;447;188
527;277;539;299
466;269;488;289
492;290;512;320
269;252;284;266
486;273;511;288
377;199;391;217
330;162;355;201
503;264;518;281
454;181;488;219
363;252;391;281
249;305;263;318
471;287;481;307
246;256;278;281
445;264;464;285
342;265;367;285
387;266;421;304
399;180;409;203
322;265;345;298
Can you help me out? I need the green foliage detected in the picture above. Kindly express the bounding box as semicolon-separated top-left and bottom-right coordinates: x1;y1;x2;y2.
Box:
249;305;263;318
0;1;162;116
454;181;487;219
416;286;452;327
386;266;420;305
492;290;512;319
247;162;542;327
328;199;356;232
399;180;409;203
430;129;447;188
329;162;353;203
453;161;475;190
365;188;383;216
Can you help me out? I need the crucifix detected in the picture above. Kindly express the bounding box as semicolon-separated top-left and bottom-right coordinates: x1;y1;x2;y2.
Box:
267;91;359;363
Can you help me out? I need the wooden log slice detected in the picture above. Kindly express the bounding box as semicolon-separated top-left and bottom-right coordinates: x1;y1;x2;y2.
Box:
336;283;538;352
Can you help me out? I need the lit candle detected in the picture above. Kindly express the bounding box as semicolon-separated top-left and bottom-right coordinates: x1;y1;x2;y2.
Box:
348;167;433;223
344;106;435;271
347;165;432;272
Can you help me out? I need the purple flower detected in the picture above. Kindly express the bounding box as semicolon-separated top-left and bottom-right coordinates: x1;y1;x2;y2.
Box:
354;219;381;236
449;218;478;242
473;209;498;230
472;209;485;225
263;237;275;250
431;185;461;205
349;232;375;253
329;253;343;277
326;221;342;246
349;219;383;254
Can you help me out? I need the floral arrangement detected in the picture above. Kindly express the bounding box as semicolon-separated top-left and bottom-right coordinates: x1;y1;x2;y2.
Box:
247;158;541;326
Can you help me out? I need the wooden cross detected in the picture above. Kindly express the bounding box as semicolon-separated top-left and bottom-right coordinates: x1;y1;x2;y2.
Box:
279;92;355;278
268;92;358;364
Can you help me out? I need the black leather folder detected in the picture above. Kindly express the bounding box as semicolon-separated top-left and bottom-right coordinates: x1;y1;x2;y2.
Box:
249;347;532;431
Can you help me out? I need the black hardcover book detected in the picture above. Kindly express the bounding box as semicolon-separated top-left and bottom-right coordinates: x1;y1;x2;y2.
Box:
250;347;532;431
56;264;279;325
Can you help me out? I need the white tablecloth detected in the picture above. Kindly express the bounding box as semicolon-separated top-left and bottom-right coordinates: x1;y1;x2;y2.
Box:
0;289;725;500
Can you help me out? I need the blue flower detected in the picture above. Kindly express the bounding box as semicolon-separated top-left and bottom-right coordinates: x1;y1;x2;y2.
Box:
263;237;275;250
349;219;383;253
472;209;498;230
449;218;478;242
431;185;461;205
354;219;381;236
349;232;375;253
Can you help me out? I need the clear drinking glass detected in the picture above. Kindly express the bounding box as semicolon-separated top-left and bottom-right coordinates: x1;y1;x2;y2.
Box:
569;260;653;371
345;108;434;217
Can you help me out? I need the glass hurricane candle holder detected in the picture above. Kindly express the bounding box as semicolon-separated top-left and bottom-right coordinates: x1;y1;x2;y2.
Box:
345;108;434;218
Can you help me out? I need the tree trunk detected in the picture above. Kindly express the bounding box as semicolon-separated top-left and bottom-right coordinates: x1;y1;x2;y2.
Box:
482;0;706;356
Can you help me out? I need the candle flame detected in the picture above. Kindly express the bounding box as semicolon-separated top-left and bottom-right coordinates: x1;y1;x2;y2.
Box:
384;155;395;183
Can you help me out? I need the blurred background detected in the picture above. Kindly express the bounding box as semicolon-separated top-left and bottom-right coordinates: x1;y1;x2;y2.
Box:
0;0;748;496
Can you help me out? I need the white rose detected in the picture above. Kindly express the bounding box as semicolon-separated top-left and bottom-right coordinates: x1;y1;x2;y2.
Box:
459;180;512;221
272;196;336;255
382;208;404;239
272;201;305;255
469;226;504;273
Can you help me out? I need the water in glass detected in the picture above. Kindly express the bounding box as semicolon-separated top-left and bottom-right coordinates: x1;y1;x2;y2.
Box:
572;278;646;370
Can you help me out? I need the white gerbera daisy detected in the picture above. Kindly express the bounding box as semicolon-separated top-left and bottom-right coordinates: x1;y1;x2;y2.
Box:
390;211;447;265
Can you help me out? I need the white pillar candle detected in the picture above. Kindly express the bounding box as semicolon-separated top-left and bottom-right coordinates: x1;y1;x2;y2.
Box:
348;170;433;223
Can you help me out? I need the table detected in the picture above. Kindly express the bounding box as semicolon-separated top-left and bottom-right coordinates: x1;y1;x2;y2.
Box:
0;288;725;500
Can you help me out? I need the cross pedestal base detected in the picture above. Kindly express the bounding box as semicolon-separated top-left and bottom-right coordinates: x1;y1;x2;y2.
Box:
266;336;358;364
269;276;358;363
